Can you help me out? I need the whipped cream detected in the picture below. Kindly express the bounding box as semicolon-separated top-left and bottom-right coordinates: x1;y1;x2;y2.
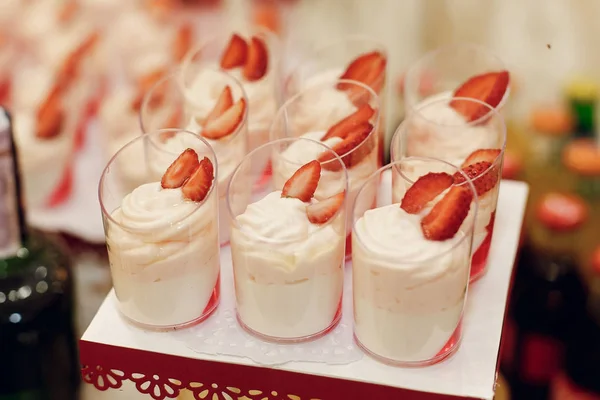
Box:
230;191;345;339
353;204;470;362
12;110;74;208
288;69;358;136
273;130;378;235
407;93;499;167
17;0;62;43
182;61;276;148
107;182;220;327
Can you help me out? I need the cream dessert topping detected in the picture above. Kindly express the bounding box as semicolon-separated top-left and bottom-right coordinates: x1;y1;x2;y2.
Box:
409;93;498;166
230;160;346;338
107;150;220;327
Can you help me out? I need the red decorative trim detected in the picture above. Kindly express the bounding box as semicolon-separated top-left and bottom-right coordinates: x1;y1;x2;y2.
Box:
80;340;486;399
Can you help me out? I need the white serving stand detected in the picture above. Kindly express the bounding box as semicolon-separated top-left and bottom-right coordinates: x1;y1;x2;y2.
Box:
80;180;528;400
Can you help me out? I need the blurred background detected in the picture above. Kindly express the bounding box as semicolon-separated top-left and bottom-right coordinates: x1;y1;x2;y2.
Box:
1;0;600;399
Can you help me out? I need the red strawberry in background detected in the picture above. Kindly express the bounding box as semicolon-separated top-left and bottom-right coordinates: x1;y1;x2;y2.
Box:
281;160;321;202
318;123;374;171
36;85;64;140
202;97;247;140
321;104;375;141
400;172;454;214
220;34;248;70
243;36;269;81
450;71;510;122
306;192;345;225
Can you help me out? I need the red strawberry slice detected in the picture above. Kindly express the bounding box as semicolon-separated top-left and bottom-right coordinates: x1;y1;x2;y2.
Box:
421;186;474;241
202;97;246;140
306;191;345;224
400;172;454;214
243;36;269;81
60;32;99;85
220;34;248;70
321;104;375;141
161;148;200;189
281;160;321;202
131;68;168;111
202;85;234;126
0;78;12;105
450;71;510;122
461;148;502;168
173;24;193;62
453;161;498;197
182;157;214;202
36;85;64;139
318;123;374;171
58;0;78;22
337;51;387;100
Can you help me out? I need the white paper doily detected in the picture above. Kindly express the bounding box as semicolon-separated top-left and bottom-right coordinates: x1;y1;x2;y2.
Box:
172;247;363;366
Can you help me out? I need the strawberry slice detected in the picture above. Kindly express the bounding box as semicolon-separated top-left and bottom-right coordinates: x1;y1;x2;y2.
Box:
131;68;168;111
321;104;375;141
202;85;234;126
306;191;345;225
453;161;499;197
182;157;214;202
161;148;200;189
36;85;64;139
461;148;502;168
202;97;246;140
58;0;78;22
337;51;387;94
173;24;193;62
281;160;321;202
220;34;248;70
243;36;269;81
60;32;99;85
400;172;454;214
318;123;374;171
421;186;474;241
450;71;510;122
0;78;11;105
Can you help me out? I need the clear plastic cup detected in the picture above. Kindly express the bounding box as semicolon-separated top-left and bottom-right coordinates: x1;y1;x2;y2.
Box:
180;28;280;153
140;70;248;246
284;35;388;166
403;43;509;114
391;97;506;281
352;158;478;366
270;79;380;260
227;138;348;342
99;129;220;330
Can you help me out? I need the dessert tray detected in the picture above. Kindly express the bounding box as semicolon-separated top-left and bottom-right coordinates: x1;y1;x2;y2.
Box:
79;178;528;400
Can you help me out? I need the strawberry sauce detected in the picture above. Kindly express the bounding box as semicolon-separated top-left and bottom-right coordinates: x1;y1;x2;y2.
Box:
434;318;463;361
46;163;74;207
470;211;496;282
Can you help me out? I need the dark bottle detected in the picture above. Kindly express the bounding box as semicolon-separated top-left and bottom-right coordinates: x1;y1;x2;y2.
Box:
0;108;79;400
550;257;600;400
565;78;597;139
501;191;588;400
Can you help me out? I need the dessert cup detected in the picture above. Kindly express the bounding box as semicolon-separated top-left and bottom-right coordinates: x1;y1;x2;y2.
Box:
141;71;248;246
10;55;78;208
391;97;506;281
270;79;380;259
352;158;478;366
284;35;388;166
180;28;280;154
99;129;220;330
227;138;348;342
403;43;509;114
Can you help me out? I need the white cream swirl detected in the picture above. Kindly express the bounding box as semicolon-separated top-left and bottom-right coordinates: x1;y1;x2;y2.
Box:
230;191;345;284
107;182;218;278
353;204;471;313
408;94;498;166
290;69;357;135
183;62;276;134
